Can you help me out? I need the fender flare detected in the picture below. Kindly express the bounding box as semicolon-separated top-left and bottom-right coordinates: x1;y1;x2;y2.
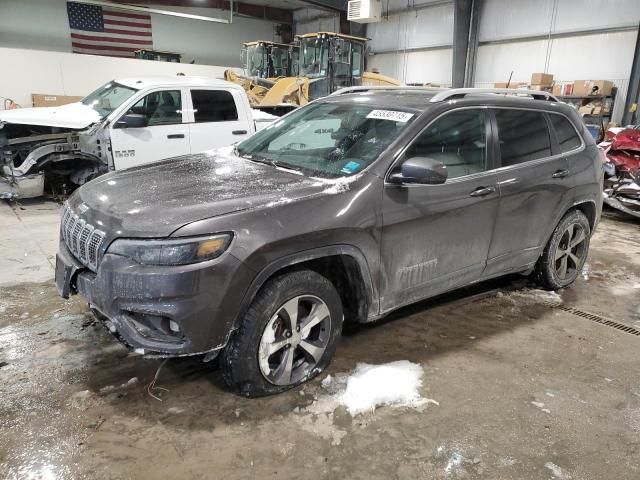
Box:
235;244;378;326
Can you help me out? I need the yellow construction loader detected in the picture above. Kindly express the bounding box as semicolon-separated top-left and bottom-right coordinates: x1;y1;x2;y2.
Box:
225;32;401;114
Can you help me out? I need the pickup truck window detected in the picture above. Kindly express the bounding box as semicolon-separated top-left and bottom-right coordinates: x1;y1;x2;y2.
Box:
126;90;182;126
82;81;137;118
191;90;239;123
236;102;416;178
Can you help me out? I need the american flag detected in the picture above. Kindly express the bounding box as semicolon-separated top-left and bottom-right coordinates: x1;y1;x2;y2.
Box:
66;1;153;58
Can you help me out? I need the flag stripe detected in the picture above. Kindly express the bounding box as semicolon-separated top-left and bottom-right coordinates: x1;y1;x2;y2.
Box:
103;27;152;36
72;42;139;52
102;9;151;20
71;28;151;40
72;47;134;58
71;33;152;45
103;19;152;28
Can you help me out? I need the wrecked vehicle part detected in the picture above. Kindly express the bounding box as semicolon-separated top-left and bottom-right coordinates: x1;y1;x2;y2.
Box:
600;126;640;218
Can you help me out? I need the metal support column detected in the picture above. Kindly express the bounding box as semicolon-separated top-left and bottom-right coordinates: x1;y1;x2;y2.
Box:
622;22;640;126
453;0;481;88
464;0;481;87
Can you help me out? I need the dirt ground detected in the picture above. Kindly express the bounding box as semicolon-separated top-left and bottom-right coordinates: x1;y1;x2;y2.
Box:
1;203;639;480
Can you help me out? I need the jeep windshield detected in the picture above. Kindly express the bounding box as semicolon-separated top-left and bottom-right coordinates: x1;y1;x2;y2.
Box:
82;81;138;118
235;102;416;178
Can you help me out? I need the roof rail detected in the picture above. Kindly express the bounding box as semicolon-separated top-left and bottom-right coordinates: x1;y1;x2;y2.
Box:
331;85;445;96
429;88;559;103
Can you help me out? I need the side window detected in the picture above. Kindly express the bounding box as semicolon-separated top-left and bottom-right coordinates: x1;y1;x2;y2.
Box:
126;90;182;126
405;110;487;179
550;114;582;153
352;43;363;79
191;90;239;123
494;110;551;166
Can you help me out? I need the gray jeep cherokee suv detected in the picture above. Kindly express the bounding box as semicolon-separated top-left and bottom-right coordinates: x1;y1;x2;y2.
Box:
56;87;603;396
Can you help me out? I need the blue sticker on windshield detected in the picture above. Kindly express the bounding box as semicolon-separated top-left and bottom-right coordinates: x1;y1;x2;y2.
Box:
340;161;361;174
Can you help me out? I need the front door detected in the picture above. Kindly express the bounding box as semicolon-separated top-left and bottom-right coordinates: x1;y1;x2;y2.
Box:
110;89;189;170
187;89;251;153
485;109;575;276
380;109;501;312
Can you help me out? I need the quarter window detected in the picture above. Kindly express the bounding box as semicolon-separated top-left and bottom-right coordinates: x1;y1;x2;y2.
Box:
405;110;487;179
191;90;239;123
550;114;582;153
494;110;551;166
126;90;182;126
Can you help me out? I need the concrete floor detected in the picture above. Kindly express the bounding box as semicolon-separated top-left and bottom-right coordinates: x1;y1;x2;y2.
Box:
1;199;639;480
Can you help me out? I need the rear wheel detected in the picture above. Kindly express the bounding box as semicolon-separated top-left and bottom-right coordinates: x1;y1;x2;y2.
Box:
221;270;343;397
534;209;591;290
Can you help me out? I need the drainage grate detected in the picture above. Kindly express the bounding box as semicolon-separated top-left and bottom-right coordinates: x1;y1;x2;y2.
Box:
550;304;640;337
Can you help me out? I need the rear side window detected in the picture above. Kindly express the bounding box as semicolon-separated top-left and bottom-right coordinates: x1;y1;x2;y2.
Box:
405;109;487;179
191;90;238;123
494;110;551;166
549;114;582;153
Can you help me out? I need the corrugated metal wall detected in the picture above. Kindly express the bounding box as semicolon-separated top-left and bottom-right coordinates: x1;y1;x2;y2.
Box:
348;0;640;122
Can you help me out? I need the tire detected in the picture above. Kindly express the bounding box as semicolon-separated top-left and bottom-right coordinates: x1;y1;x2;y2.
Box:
534;209;591;290
221;270;343;397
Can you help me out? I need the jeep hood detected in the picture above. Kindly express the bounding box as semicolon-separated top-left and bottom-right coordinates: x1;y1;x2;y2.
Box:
70;150;332;237
0;102;101;129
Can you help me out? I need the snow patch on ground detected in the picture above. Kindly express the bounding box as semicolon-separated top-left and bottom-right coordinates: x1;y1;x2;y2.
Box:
545;462;572;479
315;361;437;416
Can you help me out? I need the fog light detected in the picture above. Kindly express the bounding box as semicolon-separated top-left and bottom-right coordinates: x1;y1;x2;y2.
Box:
169;320;180;332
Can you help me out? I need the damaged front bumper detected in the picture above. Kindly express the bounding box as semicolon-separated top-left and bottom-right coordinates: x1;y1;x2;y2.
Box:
603;173;640;219
55;239;252;357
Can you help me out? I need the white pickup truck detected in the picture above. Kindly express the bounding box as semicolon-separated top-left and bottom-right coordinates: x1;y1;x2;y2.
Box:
0;75;276;198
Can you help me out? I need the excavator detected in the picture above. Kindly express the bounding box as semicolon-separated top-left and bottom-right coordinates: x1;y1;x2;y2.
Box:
224;32;401;114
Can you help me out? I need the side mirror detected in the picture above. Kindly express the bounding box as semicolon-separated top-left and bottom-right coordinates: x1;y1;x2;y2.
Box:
116;114;148;129
390;156;448;185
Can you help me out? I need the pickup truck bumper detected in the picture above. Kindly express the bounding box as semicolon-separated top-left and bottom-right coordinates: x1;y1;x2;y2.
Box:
56;239;252;356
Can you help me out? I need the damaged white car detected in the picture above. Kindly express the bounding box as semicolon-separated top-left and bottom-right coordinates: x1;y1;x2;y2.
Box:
0;75;276;198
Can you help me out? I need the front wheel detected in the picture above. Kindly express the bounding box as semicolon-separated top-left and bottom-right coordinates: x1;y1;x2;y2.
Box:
534;209;591;290
221;270;343;397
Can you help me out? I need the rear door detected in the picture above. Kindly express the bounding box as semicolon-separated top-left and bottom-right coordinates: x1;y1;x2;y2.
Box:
186;89;251;153
380;108;501;312
110;88;189;169
485;108;575;276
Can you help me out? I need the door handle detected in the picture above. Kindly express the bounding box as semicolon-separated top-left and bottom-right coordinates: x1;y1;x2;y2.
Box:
232;130;248;135
167;134;185;139
469;186;496;197
552;169;569;178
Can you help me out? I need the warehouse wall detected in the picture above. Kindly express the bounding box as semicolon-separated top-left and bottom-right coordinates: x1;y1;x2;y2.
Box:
366;0;454;85
366;0;640;122
293;8;341;36
0;47;238;109
0;0;278;67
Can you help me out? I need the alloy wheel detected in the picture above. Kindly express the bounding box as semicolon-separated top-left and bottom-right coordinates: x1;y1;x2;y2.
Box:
554;223;587;280
258;295;331;386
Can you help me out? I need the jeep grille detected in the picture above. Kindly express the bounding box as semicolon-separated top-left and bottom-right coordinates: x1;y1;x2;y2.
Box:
60;203;105;271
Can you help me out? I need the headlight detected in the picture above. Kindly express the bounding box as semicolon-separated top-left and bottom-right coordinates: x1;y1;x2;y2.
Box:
107;233;232;266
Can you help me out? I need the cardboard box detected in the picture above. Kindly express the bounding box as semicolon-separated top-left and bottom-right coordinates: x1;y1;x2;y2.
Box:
530;85;552;92
552;84;573;96
531;73;554;86
578;105;594;115
31;94;83;107
572;80;613;97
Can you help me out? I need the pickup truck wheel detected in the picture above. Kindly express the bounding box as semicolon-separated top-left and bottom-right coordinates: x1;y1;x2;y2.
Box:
221;270;343;397
534;209;591;290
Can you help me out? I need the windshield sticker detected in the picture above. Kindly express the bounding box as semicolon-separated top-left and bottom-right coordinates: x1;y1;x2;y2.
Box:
340;161;361;174
366;110;414;123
